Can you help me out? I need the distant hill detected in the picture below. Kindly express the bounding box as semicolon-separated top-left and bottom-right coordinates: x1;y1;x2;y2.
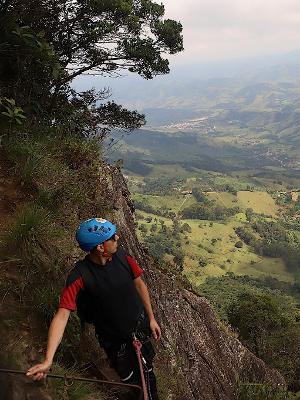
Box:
74;50;300;126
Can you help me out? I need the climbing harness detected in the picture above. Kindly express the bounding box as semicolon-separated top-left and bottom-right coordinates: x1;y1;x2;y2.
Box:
132;333;149;400
0;368;143;400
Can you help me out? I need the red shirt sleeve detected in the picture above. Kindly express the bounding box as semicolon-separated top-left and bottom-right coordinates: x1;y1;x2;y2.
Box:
59;276;84;311
126;255;144;279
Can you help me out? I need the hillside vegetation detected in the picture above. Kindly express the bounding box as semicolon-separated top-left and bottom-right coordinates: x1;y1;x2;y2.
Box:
116;73;300;392
0;2;186;399
130;176;300;392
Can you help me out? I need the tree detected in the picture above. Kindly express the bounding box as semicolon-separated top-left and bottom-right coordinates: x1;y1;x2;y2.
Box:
173;251;184;271
228;292;292;356
1;0;183;135
235;241;243;248
199;274;300;386
245;208;254;221
150;223;157;233
198;257;207;268
181;223;191;233
235;226;256;245
138;223;147;234
192;188;207;203
2;1;183;87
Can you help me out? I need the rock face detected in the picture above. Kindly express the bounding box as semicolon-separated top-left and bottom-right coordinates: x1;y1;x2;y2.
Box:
106;165;284;400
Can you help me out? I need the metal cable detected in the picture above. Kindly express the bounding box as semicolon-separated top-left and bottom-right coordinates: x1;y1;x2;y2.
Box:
0;368;143;400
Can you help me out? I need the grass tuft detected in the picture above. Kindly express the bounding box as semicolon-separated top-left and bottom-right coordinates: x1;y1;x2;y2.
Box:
49;364;109;400
2;204;57;260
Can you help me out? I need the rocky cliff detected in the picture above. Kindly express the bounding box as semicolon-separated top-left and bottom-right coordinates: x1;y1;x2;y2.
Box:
106;165;284;400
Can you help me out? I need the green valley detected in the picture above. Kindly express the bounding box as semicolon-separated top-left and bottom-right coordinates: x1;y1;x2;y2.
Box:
111;71;300;388
109;70;300;293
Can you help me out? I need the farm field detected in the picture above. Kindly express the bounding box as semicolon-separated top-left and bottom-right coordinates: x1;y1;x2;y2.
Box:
134;190;279;216
127;157;300;286
237;191;278;216
206;192;238;208
179;218;293;283
133;193;195;213
135;206;296;285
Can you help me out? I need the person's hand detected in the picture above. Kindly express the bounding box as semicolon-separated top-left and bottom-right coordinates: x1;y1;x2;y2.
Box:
26;359;52;381
150;318;161;341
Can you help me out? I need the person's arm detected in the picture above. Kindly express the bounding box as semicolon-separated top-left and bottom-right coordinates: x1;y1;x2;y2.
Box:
26;308;70;380
134;277;161;340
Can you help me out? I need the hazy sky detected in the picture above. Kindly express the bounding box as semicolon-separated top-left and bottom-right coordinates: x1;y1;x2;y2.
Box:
162;0;300;63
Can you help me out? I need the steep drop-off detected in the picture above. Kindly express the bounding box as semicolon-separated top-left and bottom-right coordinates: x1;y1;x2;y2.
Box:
0;157;284;400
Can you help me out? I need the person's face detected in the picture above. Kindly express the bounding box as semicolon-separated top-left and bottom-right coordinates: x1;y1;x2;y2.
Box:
103;233;119;254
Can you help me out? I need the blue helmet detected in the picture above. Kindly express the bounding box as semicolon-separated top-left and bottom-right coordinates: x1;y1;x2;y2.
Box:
76;218;117;252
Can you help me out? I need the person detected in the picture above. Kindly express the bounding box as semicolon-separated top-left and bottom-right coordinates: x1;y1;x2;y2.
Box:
27;218;161;399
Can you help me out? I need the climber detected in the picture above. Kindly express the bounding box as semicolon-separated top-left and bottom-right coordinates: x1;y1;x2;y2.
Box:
26;218;161;399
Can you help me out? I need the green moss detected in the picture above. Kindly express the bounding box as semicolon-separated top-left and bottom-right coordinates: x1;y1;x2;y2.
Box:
237;383;296;400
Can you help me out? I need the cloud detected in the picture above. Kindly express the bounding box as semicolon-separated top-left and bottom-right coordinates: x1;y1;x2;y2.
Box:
161;0;300;62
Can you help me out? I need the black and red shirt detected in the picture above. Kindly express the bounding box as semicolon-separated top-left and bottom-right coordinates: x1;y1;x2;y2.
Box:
59;249;144;340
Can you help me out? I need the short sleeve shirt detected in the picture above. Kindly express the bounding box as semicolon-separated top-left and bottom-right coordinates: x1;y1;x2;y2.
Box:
59;254;143;311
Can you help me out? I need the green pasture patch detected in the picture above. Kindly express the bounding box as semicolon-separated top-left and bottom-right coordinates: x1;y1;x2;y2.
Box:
134;199;296;284
236;257;293;282
135;210;171;224
237;191;279;216
180;217;296;284
182;219;241;266
133;192;196;214
234;213;248;222
148;163;196;180
135;211;172;241
206;191;238;208
213;175;262;191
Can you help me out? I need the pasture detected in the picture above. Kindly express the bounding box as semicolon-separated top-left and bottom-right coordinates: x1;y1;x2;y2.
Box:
135;208;296;284
237;191;278;216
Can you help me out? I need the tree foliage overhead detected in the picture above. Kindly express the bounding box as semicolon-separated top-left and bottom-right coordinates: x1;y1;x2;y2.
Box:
0;0;183;135
2;0;183;82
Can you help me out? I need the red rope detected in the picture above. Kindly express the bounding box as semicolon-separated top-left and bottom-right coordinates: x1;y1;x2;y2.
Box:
132;335;148;400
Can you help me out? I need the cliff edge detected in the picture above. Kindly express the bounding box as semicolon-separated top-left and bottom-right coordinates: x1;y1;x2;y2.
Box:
0;157;284;400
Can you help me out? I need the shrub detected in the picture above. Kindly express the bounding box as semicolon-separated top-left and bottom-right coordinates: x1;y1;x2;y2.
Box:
235;241;243;248
2;203;58;263
198;258;207;268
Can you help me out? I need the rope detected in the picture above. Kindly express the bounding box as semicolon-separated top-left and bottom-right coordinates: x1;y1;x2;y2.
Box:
132;334;149;400
0;368;143;400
